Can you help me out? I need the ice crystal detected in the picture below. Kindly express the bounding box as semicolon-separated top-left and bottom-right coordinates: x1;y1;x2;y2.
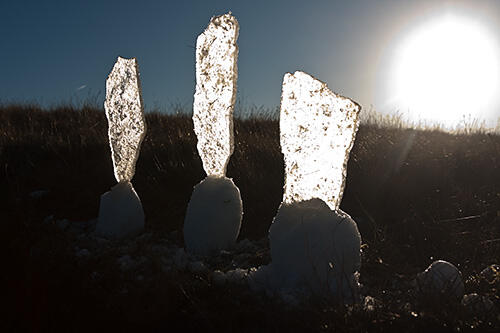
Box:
280;71;360;210
193;13;239;177
104;57;146;183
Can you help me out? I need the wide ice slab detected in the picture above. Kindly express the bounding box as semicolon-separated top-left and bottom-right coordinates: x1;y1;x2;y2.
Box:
280;71;360;210
105;57;146;183
193;13;239;177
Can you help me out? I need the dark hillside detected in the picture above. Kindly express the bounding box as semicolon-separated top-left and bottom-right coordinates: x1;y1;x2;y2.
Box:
2;105;499;332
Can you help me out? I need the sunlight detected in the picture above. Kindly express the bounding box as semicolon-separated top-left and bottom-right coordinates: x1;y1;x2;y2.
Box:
390;14;499;127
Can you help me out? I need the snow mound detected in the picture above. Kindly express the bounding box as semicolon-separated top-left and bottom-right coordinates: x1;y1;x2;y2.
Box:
251;199;361;303
417;260;464;300
184;175;243;255
96;181;145;239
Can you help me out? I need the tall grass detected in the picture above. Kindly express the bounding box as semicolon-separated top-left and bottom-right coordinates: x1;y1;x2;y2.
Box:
2;103;499;331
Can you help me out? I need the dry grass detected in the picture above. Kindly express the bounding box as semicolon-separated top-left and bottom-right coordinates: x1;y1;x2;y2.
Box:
2;104;499;332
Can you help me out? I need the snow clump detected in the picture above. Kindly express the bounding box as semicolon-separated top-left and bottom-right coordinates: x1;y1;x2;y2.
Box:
416;260;464;300
184;176;242;255
250;199;361;303
96;181;145;239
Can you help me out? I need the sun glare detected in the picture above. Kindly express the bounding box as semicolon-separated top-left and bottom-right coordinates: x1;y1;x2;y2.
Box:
390;15;499;127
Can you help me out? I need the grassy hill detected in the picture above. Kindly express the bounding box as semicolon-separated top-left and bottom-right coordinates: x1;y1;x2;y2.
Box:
2;104;499;332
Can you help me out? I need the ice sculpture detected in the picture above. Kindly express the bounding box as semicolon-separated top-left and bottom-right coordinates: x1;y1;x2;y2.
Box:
184;13;243;255
193;12;239;177
105;57;146;183
251;71;362;302
280;71;360;210
96;57;146;239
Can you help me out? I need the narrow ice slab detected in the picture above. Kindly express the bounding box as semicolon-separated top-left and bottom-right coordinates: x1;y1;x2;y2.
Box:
193;13;239;177
104;57;146;183
280;71;361;210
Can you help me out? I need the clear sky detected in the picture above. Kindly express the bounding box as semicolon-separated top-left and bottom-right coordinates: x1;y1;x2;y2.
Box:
2;0;500;124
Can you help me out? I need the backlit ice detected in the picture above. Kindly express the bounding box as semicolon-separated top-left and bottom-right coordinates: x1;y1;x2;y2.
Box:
96;57;146;239
280;71;360;210
104;57;146;183
184;13;242;255
192;13;239;177
251;71;362;302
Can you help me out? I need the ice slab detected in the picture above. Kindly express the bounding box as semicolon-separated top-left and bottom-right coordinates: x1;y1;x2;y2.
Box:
280;71;360;210
104;57;146;183
193;13;239;177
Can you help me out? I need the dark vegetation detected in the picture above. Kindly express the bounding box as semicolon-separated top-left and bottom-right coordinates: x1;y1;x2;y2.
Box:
2;104;499;332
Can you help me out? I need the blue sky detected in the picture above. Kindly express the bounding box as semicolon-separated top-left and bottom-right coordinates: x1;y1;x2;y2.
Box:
2;0;500;123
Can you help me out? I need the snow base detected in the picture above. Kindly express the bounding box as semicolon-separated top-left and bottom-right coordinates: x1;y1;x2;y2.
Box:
184;175;243;255
96;181;145;239
250;199;361;303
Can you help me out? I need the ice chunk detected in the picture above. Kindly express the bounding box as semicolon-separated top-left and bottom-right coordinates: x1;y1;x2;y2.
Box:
193;13;239;177
104;57;146;183
280;71;360;210
184;175;242;255
96;181;144;239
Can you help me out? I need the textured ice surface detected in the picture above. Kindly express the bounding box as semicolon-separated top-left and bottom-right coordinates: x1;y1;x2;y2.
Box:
105;57;146;183
280;71;360;210
193;13;239;177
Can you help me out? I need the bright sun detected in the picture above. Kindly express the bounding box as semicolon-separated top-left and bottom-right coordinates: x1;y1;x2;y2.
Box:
390;15;499;127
